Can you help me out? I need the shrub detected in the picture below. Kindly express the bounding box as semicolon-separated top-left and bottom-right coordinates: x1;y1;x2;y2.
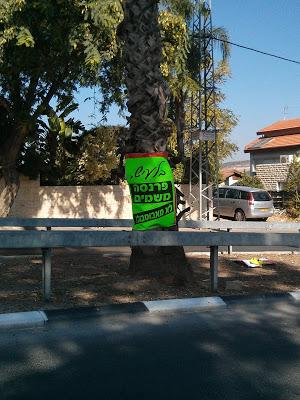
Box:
237;172;264;189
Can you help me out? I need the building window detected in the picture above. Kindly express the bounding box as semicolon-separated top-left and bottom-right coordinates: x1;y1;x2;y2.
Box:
280;155;293;163
276;181;285;191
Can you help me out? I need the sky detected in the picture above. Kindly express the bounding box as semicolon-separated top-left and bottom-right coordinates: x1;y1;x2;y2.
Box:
74;0;300;162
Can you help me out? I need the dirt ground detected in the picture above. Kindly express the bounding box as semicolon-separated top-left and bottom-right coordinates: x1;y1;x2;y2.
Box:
0;250;299;313
268;210;300;223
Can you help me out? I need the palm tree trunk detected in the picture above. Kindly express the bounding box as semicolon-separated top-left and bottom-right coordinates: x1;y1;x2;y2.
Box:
121;0;192;284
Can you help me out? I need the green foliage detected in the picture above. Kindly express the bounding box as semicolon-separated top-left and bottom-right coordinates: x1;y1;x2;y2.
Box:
238;172;264;189
159;10;189;83
172;162;185;183
0;0;123;69
18;97;85;184
284;154;300;218
1;0;238;190
76;126;120;184
160;0;193;19
158;3;237;174
0;0;123;171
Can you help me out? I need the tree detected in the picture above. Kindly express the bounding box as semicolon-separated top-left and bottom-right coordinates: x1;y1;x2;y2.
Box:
238;172;264;189
0;0;123;215
100;2;237;167
20;96;85;185
76;126;122;184
159;5;233;161
158;7;237;182
285;154;300;218
119;0;192;284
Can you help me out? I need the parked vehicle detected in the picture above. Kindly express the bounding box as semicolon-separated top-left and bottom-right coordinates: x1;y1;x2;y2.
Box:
213;186;274;221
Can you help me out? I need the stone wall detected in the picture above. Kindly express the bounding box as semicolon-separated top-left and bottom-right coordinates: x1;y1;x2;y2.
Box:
8;176;202;219
255;163;289;191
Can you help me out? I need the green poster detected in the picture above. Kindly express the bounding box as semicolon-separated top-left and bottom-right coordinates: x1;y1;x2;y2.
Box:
125;152;176;230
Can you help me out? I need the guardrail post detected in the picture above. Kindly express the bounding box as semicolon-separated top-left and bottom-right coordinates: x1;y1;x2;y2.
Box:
210;246;218;291
42;248;52;301
227;228;233;254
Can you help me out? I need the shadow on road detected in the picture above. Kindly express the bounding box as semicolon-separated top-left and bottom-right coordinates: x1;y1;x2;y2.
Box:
0;300;299;399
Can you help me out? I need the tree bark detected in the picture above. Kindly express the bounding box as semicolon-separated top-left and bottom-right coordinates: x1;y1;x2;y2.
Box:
0;166;20;217
121;0;192;285
0;126;27;216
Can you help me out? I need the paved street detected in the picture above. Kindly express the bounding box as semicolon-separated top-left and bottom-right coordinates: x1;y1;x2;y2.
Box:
0;299;299;399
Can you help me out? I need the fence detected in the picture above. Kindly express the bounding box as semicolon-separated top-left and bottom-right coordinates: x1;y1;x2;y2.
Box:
269;191;292;209
0;218;299;301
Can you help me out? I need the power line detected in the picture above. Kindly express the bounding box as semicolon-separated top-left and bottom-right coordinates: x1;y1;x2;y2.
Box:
213;37;300;65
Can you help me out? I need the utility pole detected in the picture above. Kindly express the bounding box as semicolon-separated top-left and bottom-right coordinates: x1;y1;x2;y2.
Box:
188;0;219;221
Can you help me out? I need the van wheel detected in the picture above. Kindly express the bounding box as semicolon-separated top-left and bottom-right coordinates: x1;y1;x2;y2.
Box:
234;210;246;221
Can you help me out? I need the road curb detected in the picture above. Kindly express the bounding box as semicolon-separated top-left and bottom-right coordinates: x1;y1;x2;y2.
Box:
0;291;299;330
45;302;148;322
0;311;47;329
143;296;226;313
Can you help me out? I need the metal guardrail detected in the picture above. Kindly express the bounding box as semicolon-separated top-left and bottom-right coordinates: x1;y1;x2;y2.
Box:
1;217;300;231
0;218;299;302
0;217;133;227
0;230;299;248
185;220;300;231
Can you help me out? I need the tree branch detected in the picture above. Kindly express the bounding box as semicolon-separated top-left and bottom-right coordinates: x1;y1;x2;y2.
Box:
32;65;70;119
0;96;12;114
25;75;40;110
32;82;58;119
8;72;23;113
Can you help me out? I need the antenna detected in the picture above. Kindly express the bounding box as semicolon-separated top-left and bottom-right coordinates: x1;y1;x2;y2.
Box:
188;0;219;221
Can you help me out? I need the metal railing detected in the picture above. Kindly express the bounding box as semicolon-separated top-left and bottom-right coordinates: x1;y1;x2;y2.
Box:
1;217;300;231
0;218;299;301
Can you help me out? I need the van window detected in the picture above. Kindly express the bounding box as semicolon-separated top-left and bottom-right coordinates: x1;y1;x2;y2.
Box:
252;191;271;201
226;189;240;199
240;191;248;200
218;188;226;198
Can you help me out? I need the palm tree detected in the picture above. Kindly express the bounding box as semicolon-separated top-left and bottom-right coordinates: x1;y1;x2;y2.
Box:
119;0;232;283
120;0;192;284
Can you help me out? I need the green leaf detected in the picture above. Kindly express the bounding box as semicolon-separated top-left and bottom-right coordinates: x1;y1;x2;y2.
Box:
16;27;35;47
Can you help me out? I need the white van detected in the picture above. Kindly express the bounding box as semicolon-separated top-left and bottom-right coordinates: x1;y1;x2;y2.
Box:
213;186;274;221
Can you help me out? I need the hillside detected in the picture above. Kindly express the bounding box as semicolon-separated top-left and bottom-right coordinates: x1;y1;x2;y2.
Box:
222;159;250;171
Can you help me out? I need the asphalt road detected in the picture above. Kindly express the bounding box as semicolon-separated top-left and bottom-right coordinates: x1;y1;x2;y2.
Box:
0;299;299;399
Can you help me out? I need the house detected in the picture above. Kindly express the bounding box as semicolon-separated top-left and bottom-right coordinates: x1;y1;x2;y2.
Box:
220;167;243;186
244;118;300;191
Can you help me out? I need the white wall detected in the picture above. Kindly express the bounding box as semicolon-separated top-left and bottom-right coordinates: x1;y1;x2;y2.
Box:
250;148;299;173
8;176;208;220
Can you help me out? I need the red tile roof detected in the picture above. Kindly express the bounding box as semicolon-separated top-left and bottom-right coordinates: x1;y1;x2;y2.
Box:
245;133;300;153
221;168;243;179
257;118;300;134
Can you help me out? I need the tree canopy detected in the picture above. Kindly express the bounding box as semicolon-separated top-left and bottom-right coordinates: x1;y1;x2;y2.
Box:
0;0;239;213
0;0;123;213
237;172;264;189
285;154;300;217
